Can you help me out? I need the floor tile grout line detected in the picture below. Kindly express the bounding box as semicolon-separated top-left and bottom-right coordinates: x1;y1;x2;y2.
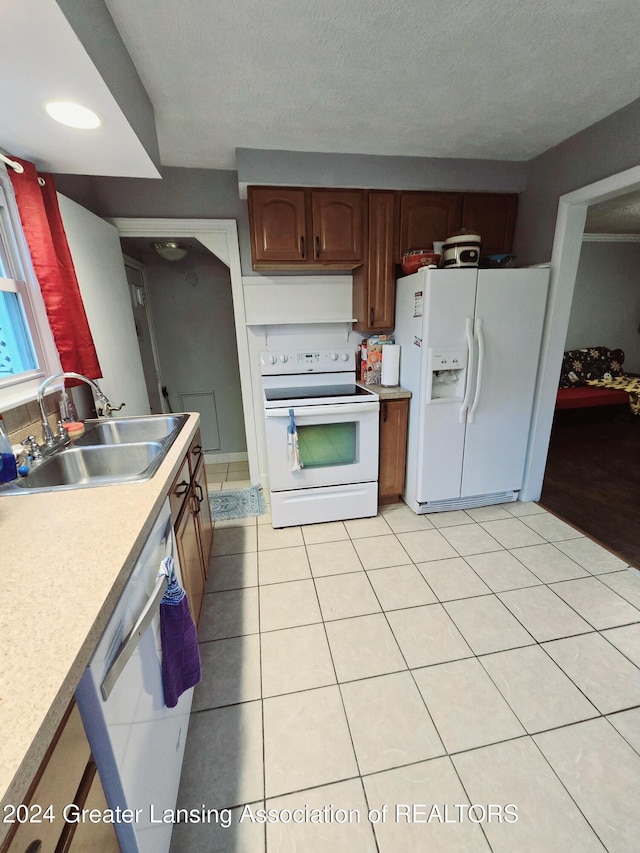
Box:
254;571;269;852
303;529;371;788
527;730;610;851
473;640;602;741
339;531;456;766
193;504;640;847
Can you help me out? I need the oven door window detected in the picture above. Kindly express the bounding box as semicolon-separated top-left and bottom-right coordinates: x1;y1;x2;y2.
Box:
297;422;357;468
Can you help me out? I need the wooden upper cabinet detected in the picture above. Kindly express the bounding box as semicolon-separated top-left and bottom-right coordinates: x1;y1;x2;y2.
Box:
311;189;363;263
248;187;307;265
460;193;518;255
354;191;397;332
248;185;519;273
247;186;364;269
399;192;463;259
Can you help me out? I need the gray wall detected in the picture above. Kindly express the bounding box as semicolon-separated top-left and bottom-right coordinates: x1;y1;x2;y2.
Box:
564;241;640;372
514;96;640;266
54;167;255;274
236;149;528;195
142;249;246;455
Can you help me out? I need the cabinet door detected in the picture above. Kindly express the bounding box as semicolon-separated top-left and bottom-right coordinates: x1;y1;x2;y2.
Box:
3;704;91;853
193;455;213;572
378;398;409;503
311;190;363;263
175;498;205;628
353;191;396;332
399;192;462;259
248;187;307;265
62;763;120;852
460;193;518;255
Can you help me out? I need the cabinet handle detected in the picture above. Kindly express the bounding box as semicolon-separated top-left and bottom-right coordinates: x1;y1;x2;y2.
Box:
382;402;388;422
300;235;305;258
192;491;201;515
370;306;375;326
315;235;320;258
191;443;202;457
195;482;204;504
174;479;190;497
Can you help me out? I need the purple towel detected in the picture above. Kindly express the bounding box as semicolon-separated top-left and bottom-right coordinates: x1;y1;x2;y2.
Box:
159;557;201;708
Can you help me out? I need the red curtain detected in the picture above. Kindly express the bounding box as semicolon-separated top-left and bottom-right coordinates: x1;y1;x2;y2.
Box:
8;158;101;380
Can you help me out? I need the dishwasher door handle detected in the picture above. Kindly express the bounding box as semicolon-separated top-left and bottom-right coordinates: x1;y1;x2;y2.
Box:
100;571;168;701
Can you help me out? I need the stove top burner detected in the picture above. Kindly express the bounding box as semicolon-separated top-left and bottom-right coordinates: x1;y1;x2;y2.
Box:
264;383;375;402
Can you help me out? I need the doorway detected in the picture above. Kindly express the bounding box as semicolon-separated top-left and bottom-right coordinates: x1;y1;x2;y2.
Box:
123;256;163;414
537;216;640;567
111;218;259;479
519;164;640;502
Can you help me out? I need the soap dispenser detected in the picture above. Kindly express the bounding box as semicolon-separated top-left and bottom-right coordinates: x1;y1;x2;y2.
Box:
0;414;18;483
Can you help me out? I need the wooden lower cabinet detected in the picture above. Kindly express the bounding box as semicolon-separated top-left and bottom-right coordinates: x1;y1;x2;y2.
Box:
1;704;117;853
378;398;409;504
175;495;206;627
59;763;119;852
193;455;213;569
169;429;213;628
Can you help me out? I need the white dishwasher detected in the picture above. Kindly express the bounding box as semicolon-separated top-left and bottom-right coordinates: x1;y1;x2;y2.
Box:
75;498;193;853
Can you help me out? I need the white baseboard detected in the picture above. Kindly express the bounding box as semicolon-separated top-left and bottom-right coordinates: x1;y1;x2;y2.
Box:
204;451;248;464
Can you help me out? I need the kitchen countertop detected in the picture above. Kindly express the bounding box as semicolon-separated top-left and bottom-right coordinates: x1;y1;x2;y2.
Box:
0;412;201;843
363;383;412;400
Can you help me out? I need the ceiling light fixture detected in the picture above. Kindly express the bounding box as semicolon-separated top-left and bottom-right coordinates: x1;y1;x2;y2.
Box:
44;101;102;129
151;241;191;262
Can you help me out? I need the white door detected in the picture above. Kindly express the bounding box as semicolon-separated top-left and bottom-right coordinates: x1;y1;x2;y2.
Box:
57;194;150;415
461;269;549;497
416;270;477;502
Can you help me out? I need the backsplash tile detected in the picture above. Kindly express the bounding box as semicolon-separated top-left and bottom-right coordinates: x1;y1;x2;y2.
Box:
3;394;60;447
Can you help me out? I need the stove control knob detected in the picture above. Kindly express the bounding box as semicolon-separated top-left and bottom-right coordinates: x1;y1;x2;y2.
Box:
279;354;288;363
340;353;350;362
330;352;338;361
268;355;277;365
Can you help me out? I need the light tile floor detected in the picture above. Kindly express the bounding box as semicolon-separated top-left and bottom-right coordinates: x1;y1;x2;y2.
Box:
170;499;640;852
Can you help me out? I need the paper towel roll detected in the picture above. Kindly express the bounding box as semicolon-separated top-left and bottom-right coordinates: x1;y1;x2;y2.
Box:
381;344;400;387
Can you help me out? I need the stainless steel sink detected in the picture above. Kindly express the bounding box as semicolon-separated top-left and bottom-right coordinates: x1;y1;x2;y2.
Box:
11;443;164;490
0;414;189;494
75;415;188;446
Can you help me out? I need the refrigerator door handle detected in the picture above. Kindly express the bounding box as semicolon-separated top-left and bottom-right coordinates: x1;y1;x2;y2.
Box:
459;317;475;423
468;317;485;423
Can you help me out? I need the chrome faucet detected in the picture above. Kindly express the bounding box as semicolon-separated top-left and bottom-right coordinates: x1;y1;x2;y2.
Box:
37;372;125;447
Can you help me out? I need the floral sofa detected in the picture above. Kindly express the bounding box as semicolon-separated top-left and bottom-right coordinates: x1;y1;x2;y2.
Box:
556;346;630;410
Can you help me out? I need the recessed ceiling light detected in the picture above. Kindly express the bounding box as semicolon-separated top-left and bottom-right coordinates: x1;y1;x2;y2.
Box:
44;101;102;129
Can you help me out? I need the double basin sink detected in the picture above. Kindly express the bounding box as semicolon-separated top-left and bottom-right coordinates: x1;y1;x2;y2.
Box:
1;414;189;494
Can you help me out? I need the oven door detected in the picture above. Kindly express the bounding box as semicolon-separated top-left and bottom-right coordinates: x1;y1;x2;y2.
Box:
264;401;379;491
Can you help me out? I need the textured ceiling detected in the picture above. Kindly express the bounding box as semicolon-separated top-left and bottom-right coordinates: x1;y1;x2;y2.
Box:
2;2;639;231
104;0;640;170
586;191;640;234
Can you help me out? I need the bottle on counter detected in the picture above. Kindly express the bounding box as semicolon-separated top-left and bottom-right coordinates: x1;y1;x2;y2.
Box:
0;414;18;483
59;388;78;422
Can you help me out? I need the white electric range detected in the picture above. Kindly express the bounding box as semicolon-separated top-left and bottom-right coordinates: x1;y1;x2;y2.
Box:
260;349;380;527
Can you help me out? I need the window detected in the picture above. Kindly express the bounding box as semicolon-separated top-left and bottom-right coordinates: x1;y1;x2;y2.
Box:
0;167;60;409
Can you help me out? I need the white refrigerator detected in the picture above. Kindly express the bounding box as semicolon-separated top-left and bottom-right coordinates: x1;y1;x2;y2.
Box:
394;267;549;512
